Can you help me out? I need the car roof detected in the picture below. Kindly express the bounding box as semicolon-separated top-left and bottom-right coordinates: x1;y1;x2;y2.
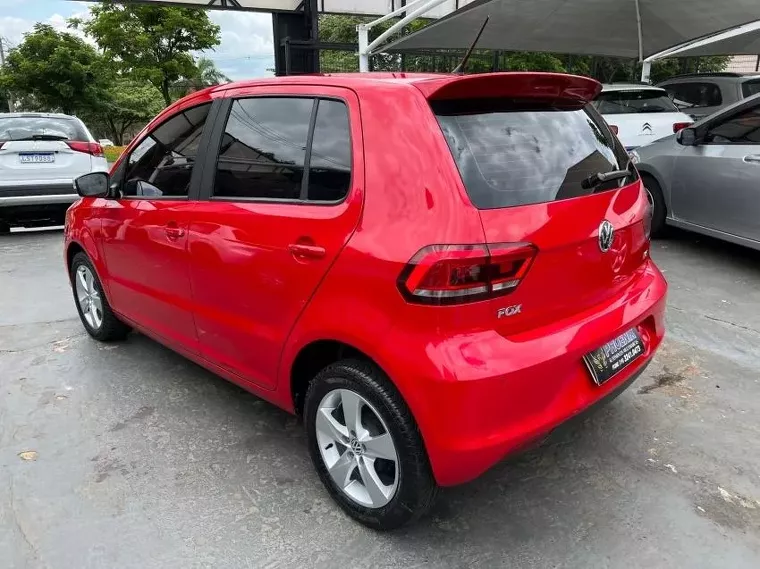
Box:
659;72;760;83
0;112;80;120
601;83;666;92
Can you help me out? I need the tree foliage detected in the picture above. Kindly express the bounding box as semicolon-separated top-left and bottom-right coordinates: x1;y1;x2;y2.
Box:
172;56;230;99
72;3;221;105
83;79;165;145
0;24;108;114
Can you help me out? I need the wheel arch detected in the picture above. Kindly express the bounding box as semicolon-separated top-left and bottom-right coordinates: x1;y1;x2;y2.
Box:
289;338;387;417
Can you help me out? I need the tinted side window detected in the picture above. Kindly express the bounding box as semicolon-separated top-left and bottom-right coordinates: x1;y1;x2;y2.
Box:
214;98;313;200
741;79;760;98
707;106;760;144
308;100;351;201
124;104;210;198
664;82;722;109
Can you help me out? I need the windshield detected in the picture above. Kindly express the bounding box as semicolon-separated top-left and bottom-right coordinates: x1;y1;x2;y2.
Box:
433;98;633;210
593;90;679;114
0;116;87;141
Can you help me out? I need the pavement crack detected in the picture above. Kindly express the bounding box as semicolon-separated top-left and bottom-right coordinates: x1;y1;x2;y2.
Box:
669;305;760;335
9;477;39;560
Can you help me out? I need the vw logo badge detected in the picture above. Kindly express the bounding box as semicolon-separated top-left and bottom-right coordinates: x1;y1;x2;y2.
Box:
598;220;614;252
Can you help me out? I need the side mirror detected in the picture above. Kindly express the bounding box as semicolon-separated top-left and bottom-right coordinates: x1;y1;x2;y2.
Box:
74;172;110;198
677;127;698;146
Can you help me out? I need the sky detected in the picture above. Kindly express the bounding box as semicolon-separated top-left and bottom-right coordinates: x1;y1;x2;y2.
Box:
0;0;276;79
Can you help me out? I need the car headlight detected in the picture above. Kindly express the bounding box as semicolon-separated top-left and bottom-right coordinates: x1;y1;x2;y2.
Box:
628;149;640;164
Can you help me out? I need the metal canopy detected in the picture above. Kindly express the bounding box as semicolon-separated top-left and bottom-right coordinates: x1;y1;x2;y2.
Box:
384;0;760;60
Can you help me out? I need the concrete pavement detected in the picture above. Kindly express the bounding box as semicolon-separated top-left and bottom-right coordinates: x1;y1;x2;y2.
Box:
1;228;759;568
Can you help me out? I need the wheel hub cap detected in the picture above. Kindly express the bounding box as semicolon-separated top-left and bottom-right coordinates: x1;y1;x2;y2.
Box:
348;437;364;456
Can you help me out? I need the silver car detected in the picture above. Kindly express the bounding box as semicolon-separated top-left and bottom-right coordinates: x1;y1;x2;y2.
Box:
634;93;760;250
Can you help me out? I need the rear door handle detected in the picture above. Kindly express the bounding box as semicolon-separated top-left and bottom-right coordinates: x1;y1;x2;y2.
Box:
165;223;185;241
743;154;760;164
288;243;326;259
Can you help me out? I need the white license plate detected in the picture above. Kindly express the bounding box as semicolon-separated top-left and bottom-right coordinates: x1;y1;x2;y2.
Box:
19;154;55;164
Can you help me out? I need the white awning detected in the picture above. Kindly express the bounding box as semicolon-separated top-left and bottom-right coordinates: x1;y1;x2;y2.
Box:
384;0;760;60
649;21;760;59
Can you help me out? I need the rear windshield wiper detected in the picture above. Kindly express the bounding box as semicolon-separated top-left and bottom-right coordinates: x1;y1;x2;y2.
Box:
17;134;70;141
581;169;631;190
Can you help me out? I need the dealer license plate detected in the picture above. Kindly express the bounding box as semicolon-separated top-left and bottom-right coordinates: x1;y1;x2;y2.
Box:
19;153;55;164
583;328;644;386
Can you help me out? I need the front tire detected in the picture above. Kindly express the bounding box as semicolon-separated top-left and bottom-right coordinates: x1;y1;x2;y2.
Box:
304;359;437;530
70;252;130;342
641;174;667;237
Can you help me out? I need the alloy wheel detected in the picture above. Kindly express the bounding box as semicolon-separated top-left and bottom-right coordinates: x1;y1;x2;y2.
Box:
315;388;399;508
75;265;103;330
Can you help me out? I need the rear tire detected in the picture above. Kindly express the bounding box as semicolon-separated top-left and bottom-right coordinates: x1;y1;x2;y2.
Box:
69;252;130;342
304;359;438;530
641;174;667;237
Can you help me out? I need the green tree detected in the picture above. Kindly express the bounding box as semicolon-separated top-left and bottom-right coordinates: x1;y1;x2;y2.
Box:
0;24;108;114
172;56;230;99
84;79;164;145
649;56;730;84
72;3;221;105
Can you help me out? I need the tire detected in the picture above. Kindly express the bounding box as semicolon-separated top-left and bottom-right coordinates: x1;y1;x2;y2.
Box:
69;252;130;342
304;359;438;530
0;221;10;235
641;174;667;237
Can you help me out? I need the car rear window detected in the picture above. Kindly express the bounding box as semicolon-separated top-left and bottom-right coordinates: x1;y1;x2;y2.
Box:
0;116;88;141
593;89;679;114
662;82;723;109
433;98;632;210
741;79;760;98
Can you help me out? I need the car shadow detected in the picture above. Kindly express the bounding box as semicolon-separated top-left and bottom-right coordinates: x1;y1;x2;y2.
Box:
101;328;647;543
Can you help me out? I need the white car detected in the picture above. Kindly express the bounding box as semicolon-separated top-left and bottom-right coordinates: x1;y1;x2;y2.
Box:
0;113;108;232
592;84;694;150
99;139;115;147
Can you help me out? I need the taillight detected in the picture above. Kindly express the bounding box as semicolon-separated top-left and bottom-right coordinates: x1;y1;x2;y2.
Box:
672;122;692;133
609;125;619;135
67;141;104;157
397;243;537;305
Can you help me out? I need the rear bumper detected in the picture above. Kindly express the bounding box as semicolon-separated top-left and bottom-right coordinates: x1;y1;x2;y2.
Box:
0;183;77;207
396;260;667;486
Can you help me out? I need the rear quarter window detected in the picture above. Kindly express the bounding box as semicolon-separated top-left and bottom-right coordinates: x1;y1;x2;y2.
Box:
741;79;760;98
433;98;633;209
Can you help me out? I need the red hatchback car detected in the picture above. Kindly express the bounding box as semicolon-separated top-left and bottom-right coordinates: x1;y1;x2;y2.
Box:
65;72;667;529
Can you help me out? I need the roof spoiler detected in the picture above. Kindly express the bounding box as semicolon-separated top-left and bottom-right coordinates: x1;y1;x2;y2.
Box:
414;72;602;104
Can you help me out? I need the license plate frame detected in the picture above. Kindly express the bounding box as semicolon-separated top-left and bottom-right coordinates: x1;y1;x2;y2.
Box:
19;153;55;164
583;328;644;386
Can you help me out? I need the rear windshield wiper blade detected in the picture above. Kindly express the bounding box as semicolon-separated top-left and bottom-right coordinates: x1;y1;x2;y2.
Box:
17;134;70;141
581;168;631;190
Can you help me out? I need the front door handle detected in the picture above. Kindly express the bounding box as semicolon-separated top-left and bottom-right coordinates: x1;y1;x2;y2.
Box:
743;154;760;164
165;222;185;241
288;243;326;259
